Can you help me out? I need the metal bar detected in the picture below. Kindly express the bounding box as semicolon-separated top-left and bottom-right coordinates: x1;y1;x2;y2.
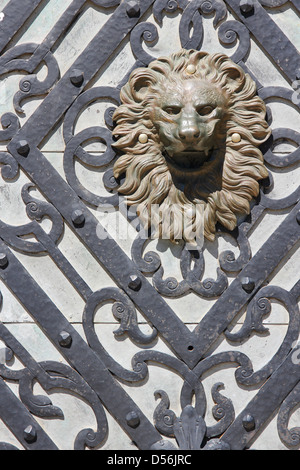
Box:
193;202;300;361
0;239;162;450
35;226;93;301
42;0;87;51
225;0;300;83
0;377;58;450
220;347;300;450
0;0;47;54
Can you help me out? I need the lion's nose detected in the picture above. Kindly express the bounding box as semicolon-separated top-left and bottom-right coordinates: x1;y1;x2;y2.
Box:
178;123;200;142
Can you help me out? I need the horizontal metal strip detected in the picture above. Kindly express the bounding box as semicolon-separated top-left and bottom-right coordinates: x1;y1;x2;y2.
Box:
0;239;161;450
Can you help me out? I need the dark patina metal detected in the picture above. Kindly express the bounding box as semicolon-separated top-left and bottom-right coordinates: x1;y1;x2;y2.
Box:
0;0;299;451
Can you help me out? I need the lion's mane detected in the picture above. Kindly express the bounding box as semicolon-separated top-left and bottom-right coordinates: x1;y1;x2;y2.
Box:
112;49;271;244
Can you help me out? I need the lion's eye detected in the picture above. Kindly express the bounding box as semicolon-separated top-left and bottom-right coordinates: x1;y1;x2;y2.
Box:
197;105;214;116
164;106;181;115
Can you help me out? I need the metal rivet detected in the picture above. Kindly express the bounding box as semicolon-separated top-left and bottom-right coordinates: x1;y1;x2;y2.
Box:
0;253;8;268
296;211;300;225
232;132;241;143
126;0;140;18
240;0;254;14
72;209;85;226
126;411;140;428
241;277;255;293
138;133;148;144
70;69;84;86
23;425;37;443
128;274;142;291
186;64;196;75
58;331;72;348
16;140;30;156
242;414;255;432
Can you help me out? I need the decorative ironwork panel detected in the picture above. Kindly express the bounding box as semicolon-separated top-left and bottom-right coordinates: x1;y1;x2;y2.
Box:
0;0;299;451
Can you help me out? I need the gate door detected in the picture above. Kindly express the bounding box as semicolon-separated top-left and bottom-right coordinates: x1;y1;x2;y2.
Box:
0;0;299;451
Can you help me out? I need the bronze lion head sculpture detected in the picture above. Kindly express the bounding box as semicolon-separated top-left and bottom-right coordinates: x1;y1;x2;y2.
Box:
112;49;271;246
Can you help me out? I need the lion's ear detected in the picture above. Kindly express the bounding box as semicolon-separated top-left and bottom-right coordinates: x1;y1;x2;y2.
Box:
129;69;156;102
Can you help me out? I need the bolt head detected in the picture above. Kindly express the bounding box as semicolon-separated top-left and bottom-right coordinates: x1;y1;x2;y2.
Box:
126;0;140;17
241;277;255;293
186;64;196;75
70;69;84;86
232;132;241;143
240;0;254;14
72;209;85;226
23;425;37;443
128;274;142;291
126;411;140;428
16;140;30;156
58;331;72;348
138;133;148;144
0;253;8;268
242;414;255;432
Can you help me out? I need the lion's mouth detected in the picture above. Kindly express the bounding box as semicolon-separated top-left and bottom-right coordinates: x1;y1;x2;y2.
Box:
164;148;215;170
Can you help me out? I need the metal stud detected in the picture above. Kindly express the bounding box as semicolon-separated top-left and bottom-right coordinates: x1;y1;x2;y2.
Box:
23;425;37;443
58;331;72;348
232;132;241;143
72;209;85;226
138;133;148;144
126;0;140;18
128;274;142;291
242;414;255;432
240;0;254;14
186;64;196;75
0;253;8;268
241;277;255;293
126;411;140;428
16;140;30;156
70;69;84;87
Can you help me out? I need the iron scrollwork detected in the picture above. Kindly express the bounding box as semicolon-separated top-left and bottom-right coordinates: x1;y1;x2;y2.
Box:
0;0;299;450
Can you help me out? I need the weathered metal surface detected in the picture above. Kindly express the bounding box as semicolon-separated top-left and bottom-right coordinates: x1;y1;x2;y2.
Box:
0;0;299;450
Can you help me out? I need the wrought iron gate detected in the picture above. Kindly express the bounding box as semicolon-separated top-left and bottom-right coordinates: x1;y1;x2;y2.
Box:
0;0;299;450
